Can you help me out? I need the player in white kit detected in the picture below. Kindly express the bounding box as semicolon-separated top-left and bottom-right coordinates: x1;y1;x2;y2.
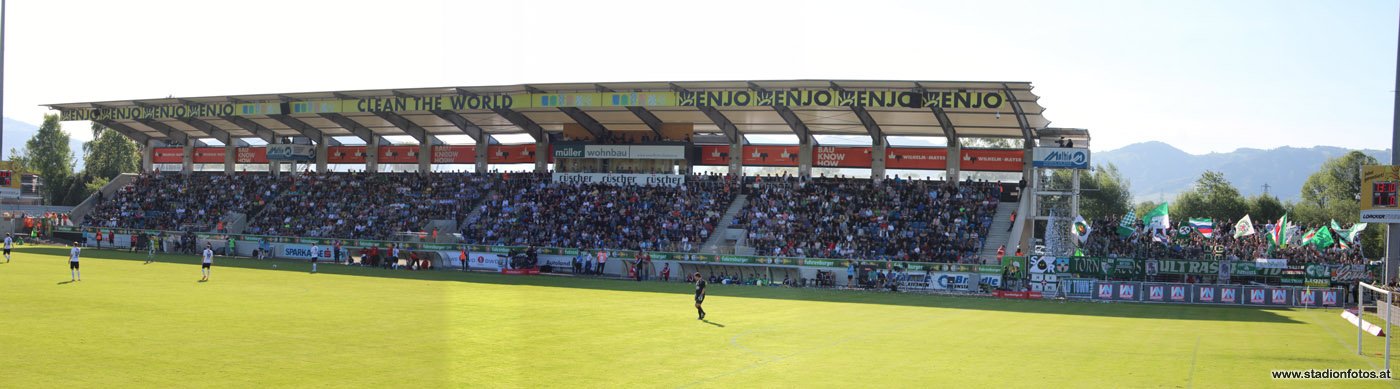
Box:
201;243;214;281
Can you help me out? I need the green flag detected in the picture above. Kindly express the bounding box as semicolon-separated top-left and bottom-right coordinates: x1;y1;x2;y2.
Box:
1144;203;1170;231
1314;225;1335;249
1300;228;1317;245
1347;223;1368;243
1116;212;1138;238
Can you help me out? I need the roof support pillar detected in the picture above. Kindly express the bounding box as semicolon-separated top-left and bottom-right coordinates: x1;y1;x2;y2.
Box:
268;137;282;177
366;136;379;174
225;142;235;174
419;140;432;175
476;142;489;173
947;141;961;185
141;139;153;173
182;142;194;175
535;135;550;173
871;137;887;182
316;135;329;173
798;135;813;179
729;143;743;177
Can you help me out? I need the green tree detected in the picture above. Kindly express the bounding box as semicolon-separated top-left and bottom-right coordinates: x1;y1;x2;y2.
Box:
1297;151;1377;224
1135;200;1160;218
961;137;1024;149
1246;194;1287;222
82;122;141;180
17;114;75;205
1048;163;1132;220
1170;171;1248;223
1292;151;1384;257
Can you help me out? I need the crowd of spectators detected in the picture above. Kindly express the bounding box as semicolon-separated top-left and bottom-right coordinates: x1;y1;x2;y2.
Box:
246;172;493;240
462;173;734;252
733;176;1002;262
1080;216;1368;265
83;172;273;232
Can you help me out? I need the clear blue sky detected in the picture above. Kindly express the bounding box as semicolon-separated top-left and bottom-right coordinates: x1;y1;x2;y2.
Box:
5;0;1397;154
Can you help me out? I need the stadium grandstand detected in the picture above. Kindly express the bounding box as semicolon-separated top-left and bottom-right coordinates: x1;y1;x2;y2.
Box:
47;79;1370;291
50;80;1066;261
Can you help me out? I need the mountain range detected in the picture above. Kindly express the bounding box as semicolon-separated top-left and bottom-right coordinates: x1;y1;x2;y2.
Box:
1095;141;1391;203
4;117;88;170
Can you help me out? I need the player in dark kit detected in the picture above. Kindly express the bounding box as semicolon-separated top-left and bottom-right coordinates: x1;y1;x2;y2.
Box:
694;272;707;320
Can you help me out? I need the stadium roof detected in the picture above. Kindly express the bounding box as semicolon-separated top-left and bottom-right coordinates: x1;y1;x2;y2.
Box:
44;80;1051;146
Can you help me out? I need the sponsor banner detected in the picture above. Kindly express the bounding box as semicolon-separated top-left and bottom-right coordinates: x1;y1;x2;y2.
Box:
328;146;369;164
929;272;975;290
1343;309;1387;336
978;274;1003;288
1028;256;1055;274
551;143;686;160
1196;285;1216;303
59;88;1007;122
885;147;947;170
60;102;281;121
1031;147;1090;169
1270;288;1290;305
488;144;538;164
1247;288;1267;305
1117;283;1138;300
1361;165;1400;222
152;148;184;164
468;252;507;271
378;145;419;164
742;145;800;166
1097;283;1114;299
235;147;268;164
813;146;873;168
677;89;1005;110
193;147;226;164
277;243;336;260
628;145;686;159
1148;285;1165;301
994;290;1044;299
697;145;732;165
432;145;476;164
961;149;1024;172
1322;290;1338;306
1169;285;1187;301
553;173;685;187
1255;258;1288;269
553;143;586;159
267;144;316;162
1332;264;1374;282
1297;289;1318;306
1220;287;1238;303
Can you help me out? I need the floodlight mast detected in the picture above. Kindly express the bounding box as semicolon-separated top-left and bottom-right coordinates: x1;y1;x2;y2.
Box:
1389;4;1400;293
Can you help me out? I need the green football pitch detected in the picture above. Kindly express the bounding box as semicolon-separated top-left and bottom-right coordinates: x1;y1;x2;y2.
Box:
1;245;1396;388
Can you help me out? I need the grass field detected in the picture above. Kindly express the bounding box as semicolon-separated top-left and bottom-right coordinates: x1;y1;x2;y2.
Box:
1;245;1397;388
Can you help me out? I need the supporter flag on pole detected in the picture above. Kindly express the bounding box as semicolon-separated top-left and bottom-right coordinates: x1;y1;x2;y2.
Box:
1144;203;1171;232
1072;215;1091;243
1313;225;1335;249
1300;228;1317;245
1347;223;1368;243
1116;212;1137;238
1189;218;1214;238
1234;215;1255;238
1268;213;1289;249
1330;220;1351;249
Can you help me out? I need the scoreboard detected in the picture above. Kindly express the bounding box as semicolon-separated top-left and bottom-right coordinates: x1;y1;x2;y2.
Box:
1361;165;1400;222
